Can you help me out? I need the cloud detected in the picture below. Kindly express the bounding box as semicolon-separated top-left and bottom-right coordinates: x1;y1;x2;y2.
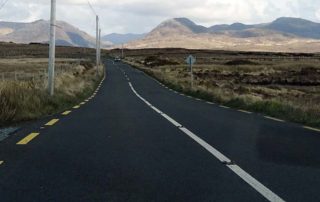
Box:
0;0;319;35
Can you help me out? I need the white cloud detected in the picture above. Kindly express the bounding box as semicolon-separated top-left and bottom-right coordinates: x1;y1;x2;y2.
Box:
0;0;319;35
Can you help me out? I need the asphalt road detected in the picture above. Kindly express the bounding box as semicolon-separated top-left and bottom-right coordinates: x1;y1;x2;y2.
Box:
0;60;320;202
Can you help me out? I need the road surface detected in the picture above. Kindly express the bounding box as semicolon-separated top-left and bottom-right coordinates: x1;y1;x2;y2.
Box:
0;60;320;202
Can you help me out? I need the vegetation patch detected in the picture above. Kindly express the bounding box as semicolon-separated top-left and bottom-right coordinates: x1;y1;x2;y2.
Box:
144;56;179;67
225;59;259;66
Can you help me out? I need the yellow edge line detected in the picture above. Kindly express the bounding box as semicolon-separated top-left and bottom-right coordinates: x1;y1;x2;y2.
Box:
62;111;72;116
265;116;285;122
304;126;320;133
45;119;59;126
17;133;40;145
238;110;252;114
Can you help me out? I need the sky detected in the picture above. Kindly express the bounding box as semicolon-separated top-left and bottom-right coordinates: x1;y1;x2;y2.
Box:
0;0;320;36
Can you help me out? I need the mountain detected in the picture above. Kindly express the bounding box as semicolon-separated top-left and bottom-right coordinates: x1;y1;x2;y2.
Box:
102;33;146;45
146;18;208;38
126;17;320;52
264;17;320;39
208;17;320;39
0;20;112;48
210;23;254;32
167;18;208;33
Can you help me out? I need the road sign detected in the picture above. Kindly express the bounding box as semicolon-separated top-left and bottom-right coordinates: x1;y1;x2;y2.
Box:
185;55;196;88
186;55;196;66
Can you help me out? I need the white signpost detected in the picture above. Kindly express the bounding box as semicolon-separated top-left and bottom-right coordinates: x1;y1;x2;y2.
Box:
186;55;196;88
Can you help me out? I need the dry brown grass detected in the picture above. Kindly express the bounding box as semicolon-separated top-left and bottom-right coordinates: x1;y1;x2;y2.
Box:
0;43;106;126
0;60;104;126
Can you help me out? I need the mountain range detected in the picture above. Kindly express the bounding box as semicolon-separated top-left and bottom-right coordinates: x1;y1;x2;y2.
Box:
1;17;320;52
0;20;112;48
125;17;320;52
102;33;146;45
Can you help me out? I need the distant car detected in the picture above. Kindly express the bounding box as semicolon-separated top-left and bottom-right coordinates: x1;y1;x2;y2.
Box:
114;57;121;62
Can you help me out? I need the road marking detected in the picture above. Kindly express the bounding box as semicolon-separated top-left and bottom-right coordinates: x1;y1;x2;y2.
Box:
0;161;3;165
45;119;59;126
80;102;86;105
238;110;252;114
17;133;40;145
227;164;284;202
196;98;201;101
62;111;72;116
304;126;320;133
128;81;284;202
206;102;214;105
179;127;230;162
220;105;230;109
265;116;285;123
150;106;163;114
161;113;183;127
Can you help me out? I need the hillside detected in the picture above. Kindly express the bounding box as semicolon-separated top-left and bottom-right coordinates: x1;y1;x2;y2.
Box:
0;20;112;48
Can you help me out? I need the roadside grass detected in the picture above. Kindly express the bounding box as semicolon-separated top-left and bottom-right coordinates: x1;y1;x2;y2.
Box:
0;62;104;126
125;59;320;128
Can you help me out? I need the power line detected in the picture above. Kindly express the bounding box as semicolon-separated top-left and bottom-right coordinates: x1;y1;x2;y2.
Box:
0;0;10;11
87;0;97;16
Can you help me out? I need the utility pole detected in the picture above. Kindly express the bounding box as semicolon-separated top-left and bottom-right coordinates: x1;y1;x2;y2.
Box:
99;28;101;65
48;0;56;96
96;15;99;76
